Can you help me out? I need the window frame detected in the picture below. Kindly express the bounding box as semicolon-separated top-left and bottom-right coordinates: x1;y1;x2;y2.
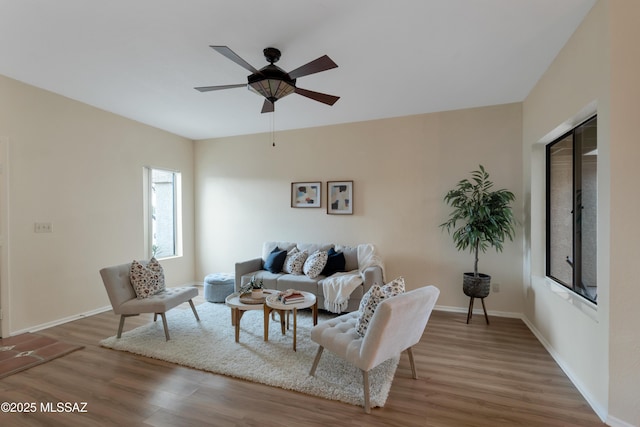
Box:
545;115;597;304
143;167;183;260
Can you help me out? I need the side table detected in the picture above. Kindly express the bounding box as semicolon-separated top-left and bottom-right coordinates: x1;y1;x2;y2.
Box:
225;291;274;343
264;291;318;351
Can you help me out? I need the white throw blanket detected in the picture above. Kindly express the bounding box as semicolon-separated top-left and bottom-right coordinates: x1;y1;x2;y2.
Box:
322;271;363;313
357;243;384;275
322;244;385;313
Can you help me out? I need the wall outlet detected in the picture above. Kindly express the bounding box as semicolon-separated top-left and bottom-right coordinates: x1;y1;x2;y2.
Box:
492;282;500;293
34;222;53;233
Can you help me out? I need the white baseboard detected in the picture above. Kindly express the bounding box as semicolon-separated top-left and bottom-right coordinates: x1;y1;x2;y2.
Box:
10;305;113;336
520;316;608;423
434;304;523;319
189;281;204;287
606;414;636;427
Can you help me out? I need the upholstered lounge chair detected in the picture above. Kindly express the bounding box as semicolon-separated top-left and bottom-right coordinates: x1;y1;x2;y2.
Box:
309;285;440;413
99;261;200;341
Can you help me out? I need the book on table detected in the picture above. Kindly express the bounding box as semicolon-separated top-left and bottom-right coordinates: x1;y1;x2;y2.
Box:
278;291;305;304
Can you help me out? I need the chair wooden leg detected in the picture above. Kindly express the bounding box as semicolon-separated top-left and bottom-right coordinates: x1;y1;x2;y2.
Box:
188;299;200;321
117;315;126;338
480;297;490;325
117;314;138;338
466;297;474;324
159;312;170;341
309;346;324;376
362;370;371;414
407;347;418;379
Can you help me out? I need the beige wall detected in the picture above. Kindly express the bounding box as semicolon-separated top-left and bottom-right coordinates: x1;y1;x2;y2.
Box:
608;1;640;425
523;1;640;424
0;75;195;334
522;0;609;419
195;103;524;315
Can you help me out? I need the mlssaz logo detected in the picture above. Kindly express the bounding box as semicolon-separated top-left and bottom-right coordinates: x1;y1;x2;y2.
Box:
40;402;88;413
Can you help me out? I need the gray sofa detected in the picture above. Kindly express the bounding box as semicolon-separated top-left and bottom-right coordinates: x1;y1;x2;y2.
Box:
235;241;384;312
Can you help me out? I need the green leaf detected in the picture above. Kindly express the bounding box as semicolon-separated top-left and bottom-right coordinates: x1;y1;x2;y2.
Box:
440;165;516;275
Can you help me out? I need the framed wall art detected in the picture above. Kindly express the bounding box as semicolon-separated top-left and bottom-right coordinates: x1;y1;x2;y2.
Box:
291;182;321;208
327;181;353;215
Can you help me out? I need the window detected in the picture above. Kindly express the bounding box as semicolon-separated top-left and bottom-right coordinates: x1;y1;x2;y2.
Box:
144;167;182;259
546;116;597;303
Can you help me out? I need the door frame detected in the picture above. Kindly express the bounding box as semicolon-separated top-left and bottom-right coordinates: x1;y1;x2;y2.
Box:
0;138;10;337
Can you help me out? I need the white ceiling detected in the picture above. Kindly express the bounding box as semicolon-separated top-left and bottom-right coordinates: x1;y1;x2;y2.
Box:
0;0;596;140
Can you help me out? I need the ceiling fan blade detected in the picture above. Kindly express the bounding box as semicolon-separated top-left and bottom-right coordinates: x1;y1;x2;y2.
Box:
261;99;274;114
294;87;340;106
211;46;259;74
194;83;246;92
288;55;338;79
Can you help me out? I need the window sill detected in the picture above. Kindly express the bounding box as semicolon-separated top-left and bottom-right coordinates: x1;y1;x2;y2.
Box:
544;277;598;322
155;255;182;261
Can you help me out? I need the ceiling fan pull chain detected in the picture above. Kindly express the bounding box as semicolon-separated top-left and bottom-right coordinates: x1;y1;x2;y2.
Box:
272;110;276;147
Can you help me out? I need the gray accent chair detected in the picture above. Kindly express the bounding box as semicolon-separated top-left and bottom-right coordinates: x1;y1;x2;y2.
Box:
309;285;440;413
99;261;200;341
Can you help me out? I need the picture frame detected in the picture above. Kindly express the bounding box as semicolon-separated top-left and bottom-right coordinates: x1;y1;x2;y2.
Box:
327;181;353;215
291;182;321;208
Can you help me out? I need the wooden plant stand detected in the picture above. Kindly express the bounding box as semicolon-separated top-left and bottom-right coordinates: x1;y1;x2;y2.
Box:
466;296;490;325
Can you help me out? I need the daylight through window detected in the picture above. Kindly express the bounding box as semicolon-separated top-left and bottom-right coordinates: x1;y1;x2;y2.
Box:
146;168;182;259
546;116;597;303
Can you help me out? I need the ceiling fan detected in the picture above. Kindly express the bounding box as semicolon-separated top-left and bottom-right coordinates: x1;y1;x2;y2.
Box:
195;46;340;113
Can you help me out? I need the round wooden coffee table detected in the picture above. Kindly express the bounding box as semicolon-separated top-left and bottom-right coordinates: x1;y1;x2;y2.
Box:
225;290;276;343
264;291;318;351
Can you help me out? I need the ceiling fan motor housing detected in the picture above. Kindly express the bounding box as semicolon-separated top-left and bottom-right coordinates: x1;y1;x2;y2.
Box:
263;47;281;64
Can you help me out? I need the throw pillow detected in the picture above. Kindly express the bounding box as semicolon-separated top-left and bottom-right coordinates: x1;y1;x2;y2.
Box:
303;250;329;279
147;257;165;292
354;284;383;337
264;247;287;273
382;276;405;296
321;247;346;277
282;247;299;274
355;277;406;337
284;249;308;275
130;257;165;299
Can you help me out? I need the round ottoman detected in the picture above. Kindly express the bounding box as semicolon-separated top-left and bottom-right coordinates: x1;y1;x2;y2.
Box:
204;273;235;303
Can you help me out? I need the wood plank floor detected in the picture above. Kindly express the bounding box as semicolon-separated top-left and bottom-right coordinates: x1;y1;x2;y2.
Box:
0;289;606;427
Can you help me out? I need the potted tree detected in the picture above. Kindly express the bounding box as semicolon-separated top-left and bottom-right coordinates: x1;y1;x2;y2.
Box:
440;165;516;300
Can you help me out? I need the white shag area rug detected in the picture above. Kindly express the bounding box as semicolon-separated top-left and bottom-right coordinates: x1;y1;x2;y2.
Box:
100;302;399;408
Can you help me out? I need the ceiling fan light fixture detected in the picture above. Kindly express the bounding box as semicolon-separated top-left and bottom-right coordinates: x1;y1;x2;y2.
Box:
247;62;297;104
248;78;296;103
